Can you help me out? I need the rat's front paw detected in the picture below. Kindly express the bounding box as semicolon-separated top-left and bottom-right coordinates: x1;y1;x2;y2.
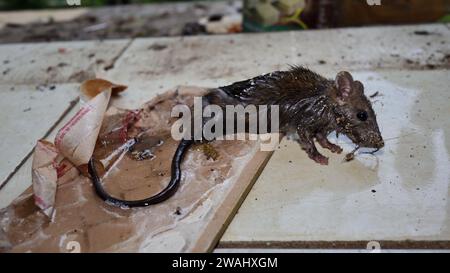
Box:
316;134;343;154
330;144;343;154
310;153;329;165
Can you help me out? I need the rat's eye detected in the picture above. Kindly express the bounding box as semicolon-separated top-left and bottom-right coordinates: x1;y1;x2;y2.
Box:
357;111;368;121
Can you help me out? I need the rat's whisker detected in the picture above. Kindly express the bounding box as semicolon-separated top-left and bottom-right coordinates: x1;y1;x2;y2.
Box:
383;131;417;142
361;147;380;155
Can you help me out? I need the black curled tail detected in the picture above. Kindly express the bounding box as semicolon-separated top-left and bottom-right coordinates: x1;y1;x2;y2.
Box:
88;139;194;208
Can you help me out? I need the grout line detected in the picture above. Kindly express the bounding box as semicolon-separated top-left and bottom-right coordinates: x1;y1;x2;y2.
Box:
103;38;134;71
214;248;450;253
0;38;131;191
217;240;450;250
41;97;80;141
0;97;79;191
0;149;33;192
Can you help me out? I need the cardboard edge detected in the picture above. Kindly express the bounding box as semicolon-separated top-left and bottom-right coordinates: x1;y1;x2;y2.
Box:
190;149;275;252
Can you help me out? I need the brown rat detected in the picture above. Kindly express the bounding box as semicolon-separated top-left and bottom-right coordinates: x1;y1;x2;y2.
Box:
89;66;384;207
206;66;384;165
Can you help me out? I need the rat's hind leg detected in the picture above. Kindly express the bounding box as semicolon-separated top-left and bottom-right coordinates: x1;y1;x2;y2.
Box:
315;133;343;154
297;130;328;165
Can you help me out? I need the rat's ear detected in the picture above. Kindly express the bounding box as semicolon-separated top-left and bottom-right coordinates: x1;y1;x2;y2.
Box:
335;71;354;99
352;80;364;95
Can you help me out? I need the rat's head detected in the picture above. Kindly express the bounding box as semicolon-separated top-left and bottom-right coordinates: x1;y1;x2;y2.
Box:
331;71;384;149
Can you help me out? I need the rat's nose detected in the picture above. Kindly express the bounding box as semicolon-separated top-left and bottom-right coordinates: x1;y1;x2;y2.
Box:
376;139;384;148
366;132;384;149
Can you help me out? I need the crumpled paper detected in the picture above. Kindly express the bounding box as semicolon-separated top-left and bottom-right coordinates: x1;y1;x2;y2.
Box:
31;79;127;218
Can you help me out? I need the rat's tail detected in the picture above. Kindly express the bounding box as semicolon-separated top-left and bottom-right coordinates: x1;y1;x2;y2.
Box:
88;139;194;208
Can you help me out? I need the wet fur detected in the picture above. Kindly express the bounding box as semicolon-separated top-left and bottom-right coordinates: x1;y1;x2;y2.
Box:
205;66;384;164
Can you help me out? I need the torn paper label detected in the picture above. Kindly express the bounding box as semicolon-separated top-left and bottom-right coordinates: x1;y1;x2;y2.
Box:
32;140;59;217
31;140;78;218
54;79;127;167
32;79;126;217
55;84;111;167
